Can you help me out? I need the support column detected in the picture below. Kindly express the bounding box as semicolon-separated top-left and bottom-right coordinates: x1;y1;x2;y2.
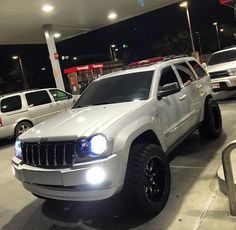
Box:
43;25;65;91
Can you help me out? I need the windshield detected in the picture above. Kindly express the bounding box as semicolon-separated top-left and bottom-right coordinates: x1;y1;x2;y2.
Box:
208;50;236;65
74;71;153;108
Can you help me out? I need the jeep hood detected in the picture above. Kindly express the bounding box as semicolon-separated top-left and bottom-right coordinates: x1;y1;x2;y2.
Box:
207;61;236;73
20;101;145;142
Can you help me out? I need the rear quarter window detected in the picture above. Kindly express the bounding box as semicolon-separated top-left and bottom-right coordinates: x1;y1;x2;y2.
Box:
0;95;22;113
189;61;207;79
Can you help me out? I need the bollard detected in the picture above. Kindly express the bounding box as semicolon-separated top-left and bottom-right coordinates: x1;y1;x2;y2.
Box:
222;140;236;217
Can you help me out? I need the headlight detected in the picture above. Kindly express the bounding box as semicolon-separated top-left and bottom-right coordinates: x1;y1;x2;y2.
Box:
90;135;107;155
76;134;108;157
15;139;22;159
228;68;236;76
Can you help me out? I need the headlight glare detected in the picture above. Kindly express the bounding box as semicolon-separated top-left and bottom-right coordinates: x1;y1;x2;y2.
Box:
90;135;107;155
86;167;106;184
76;134;108;157
15;139;22;159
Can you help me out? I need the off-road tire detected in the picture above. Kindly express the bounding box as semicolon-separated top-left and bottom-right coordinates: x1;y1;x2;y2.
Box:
122;143;170;217
198;98;222;139
14;121;32;138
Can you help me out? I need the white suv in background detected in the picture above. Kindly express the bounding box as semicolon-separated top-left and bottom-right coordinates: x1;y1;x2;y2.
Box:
12;56;222;217
207;47;236;98
0;88;79;139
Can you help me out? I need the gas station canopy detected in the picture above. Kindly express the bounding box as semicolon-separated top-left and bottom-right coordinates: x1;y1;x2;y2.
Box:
0;0;180;45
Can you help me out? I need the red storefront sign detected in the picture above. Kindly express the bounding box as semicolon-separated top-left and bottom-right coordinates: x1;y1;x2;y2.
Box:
219;0;235;7
64;63;104;74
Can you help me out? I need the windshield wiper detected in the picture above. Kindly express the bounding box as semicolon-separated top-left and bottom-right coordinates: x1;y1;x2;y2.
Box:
74;101;116;108
91;100;118;106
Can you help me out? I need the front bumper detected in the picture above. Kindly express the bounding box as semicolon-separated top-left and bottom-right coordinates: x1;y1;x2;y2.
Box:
211;76;236;92
12;153;125;201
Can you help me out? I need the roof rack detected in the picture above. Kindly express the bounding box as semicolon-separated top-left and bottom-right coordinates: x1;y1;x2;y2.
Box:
128;54;189;68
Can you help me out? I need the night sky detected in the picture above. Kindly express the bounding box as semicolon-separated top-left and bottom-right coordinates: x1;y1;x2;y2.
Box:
0;0;236;93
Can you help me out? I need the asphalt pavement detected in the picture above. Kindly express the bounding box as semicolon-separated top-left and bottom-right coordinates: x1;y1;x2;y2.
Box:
1;99;236;230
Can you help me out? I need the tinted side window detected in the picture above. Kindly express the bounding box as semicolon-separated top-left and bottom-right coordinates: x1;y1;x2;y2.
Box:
175;63;196;86
1;96;22;113
49;89;70;102
26;91;51;107
159;66;179;87
189;61;207;78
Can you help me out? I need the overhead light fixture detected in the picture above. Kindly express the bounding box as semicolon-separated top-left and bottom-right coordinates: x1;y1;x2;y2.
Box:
108;12;117;20
179;1;188;7
12;56;18;60
42;4;54;13
73;57;77;60
53;33;61;38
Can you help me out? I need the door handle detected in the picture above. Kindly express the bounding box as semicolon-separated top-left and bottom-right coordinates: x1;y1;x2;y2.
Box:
178;94;187;101
196;84;203;89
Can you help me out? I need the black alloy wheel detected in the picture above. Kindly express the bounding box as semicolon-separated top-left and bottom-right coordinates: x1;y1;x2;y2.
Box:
144;156;166;204
122;144;170;216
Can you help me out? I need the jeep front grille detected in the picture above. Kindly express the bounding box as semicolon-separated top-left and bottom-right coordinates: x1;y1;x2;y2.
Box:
22;142;76;167
209;70;229;79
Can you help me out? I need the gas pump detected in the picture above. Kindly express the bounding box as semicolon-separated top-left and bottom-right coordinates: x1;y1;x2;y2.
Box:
67;72;79;95
64;63;103;94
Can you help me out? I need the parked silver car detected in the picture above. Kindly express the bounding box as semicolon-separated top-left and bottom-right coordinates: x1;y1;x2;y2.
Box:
0;88;79;139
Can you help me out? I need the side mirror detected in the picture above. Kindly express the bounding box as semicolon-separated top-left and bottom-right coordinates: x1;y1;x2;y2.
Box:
157;82;180;100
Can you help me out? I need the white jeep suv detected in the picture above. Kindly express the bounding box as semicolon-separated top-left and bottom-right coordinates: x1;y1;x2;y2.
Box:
12;56;222;216
207;47;236;98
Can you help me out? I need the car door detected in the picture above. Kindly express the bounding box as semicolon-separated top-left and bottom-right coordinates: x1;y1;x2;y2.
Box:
49;89;74;113
156;66;189;149
25;90;56;123
188;60;209;120
173;62;202;131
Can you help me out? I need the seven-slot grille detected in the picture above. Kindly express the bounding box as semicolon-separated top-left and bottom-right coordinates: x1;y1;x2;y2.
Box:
22;141;76;167
209;70;229;79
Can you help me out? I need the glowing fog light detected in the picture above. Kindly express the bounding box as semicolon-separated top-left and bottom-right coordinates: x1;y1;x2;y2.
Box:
90;135;107;155
15;139;22;159
86;167;105;184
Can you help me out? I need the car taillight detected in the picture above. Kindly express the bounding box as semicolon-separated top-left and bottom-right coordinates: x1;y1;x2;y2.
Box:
0;117;2;127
